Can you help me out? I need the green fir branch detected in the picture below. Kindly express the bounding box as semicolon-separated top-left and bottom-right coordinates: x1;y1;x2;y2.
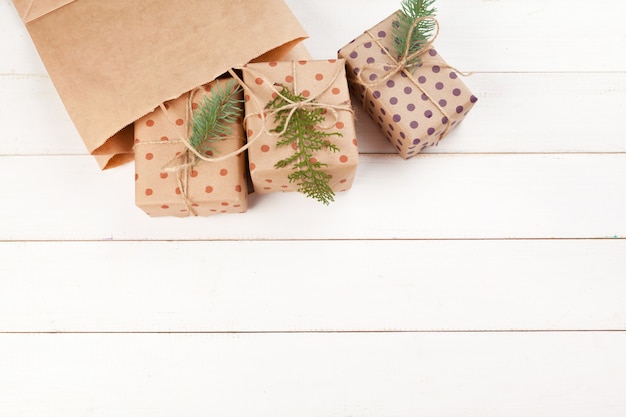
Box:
266;85;342;205
189;79;243;154
392;0;437;72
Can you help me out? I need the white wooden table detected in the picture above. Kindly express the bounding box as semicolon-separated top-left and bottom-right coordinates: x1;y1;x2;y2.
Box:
2;1;626;416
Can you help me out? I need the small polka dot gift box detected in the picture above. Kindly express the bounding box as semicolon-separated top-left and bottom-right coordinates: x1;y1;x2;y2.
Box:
338;12;477;159
134;79;248;217
240;59;359;204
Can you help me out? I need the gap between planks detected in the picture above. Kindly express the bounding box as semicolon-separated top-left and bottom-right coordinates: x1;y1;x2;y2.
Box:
1;237;624;243
2;329;625;335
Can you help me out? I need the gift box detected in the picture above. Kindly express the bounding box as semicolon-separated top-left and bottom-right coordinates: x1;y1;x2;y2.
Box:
12;0;307;169
338;12;477;159
240;59;359;205
134;79;248;217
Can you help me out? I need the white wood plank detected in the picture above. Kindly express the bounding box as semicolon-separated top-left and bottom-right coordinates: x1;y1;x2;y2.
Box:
360;72;626;155
2;73;625;156
1;0;624;412
4;0;626;74
0;154;624;241
1;332;625;417
1;240;624;332
287;0;626;72
0;75;84;155
0;0;47;75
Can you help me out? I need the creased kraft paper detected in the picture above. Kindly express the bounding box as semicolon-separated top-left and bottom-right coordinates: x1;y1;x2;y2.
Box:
242;60;359;196
12;0;308;169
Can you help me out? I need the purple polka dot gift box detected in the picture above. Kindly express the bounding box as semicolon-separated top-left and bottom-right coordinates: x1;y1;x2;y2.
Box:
338;11;477;159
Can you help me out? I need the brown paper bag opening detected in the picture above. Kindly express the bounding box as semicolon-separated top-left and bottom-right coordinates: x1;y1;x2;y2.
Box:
13;0;308;169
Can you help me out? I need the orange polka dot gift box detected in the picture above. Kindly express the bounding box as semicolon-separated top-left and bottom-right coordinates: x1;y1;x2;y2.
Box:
134;78;248;218
240;59;359;205
338;10;477;160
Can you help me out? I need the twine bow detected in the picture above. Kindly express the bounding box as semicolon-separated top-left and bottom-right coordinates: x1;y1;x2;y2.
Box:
353;15;463;141
136;61;353;215
157;88;208;216
134;85;242;216
359;16;440;88
227;61;354;148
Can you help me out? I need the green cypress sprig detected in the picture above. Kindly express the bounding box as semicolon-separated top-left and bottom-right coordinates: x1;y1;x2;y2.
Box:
392;0;437;72
189;79;243;155
266;86;342;205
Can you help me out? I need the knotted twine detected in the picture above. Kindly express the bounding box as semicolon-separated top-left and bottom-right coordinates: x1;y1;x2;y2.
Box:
134;84;243;216
352;15;469;141
160;61;353;167
135;62;354;215
227;61;354;144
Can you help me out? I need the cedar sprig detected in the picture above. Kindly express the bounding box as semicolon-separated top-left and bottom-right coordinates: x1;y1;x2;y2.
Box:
266;85;342;205
392;0;437;72
189;79;243;154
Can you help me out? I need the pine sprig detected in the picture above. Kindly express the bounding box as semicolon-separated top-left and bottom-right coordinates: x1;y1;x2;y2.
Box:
189;79;243;154
392;0;437;72
266;85;342;205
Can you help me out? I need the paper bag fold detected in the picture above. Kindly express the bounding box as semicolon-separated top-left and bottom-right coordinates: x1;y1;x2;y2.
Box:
13;0;308;169
13;0;76;23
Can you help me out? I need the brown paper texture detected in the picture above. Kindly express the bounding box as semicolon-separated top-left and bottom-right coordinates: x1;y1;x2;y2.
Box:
242;60;359;197
13;0;308;169
339;12;477;159
134;79;248;218
12;0;76;22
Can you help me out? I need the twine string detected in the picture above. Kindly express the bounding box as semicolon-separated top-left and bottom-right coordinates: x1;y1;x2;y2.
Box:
228;62;353;151
136;61;354;215
156;87;203;216
359;16;440;88
135;85;239;216
352;16;466;140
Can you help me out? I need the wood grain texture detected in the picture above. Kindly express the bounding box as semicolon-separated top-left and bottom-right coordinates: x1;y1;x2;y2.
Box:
1;154;624;240
3;73;625;155
1;240;625;332
2;332;626;417
4;0;626;73
288;0;626;72
1;0;625;415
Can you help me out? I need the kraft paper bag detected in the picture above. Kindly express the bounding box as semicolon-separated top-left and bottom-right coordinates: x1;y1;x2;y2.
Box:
12;0;308;169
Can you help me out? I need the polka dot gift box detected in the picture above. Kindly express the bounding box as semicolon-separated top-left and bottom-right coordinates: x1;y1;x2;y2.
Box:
338;11;477;159
240;59;359;204
134;79;248;217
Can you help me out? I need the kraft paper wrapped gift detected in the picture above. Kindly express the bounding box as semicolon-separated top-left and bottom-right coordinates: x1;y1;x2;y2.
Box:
338;12;477;159
134;79;248;217
12;0;307;169
240;59;359;203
